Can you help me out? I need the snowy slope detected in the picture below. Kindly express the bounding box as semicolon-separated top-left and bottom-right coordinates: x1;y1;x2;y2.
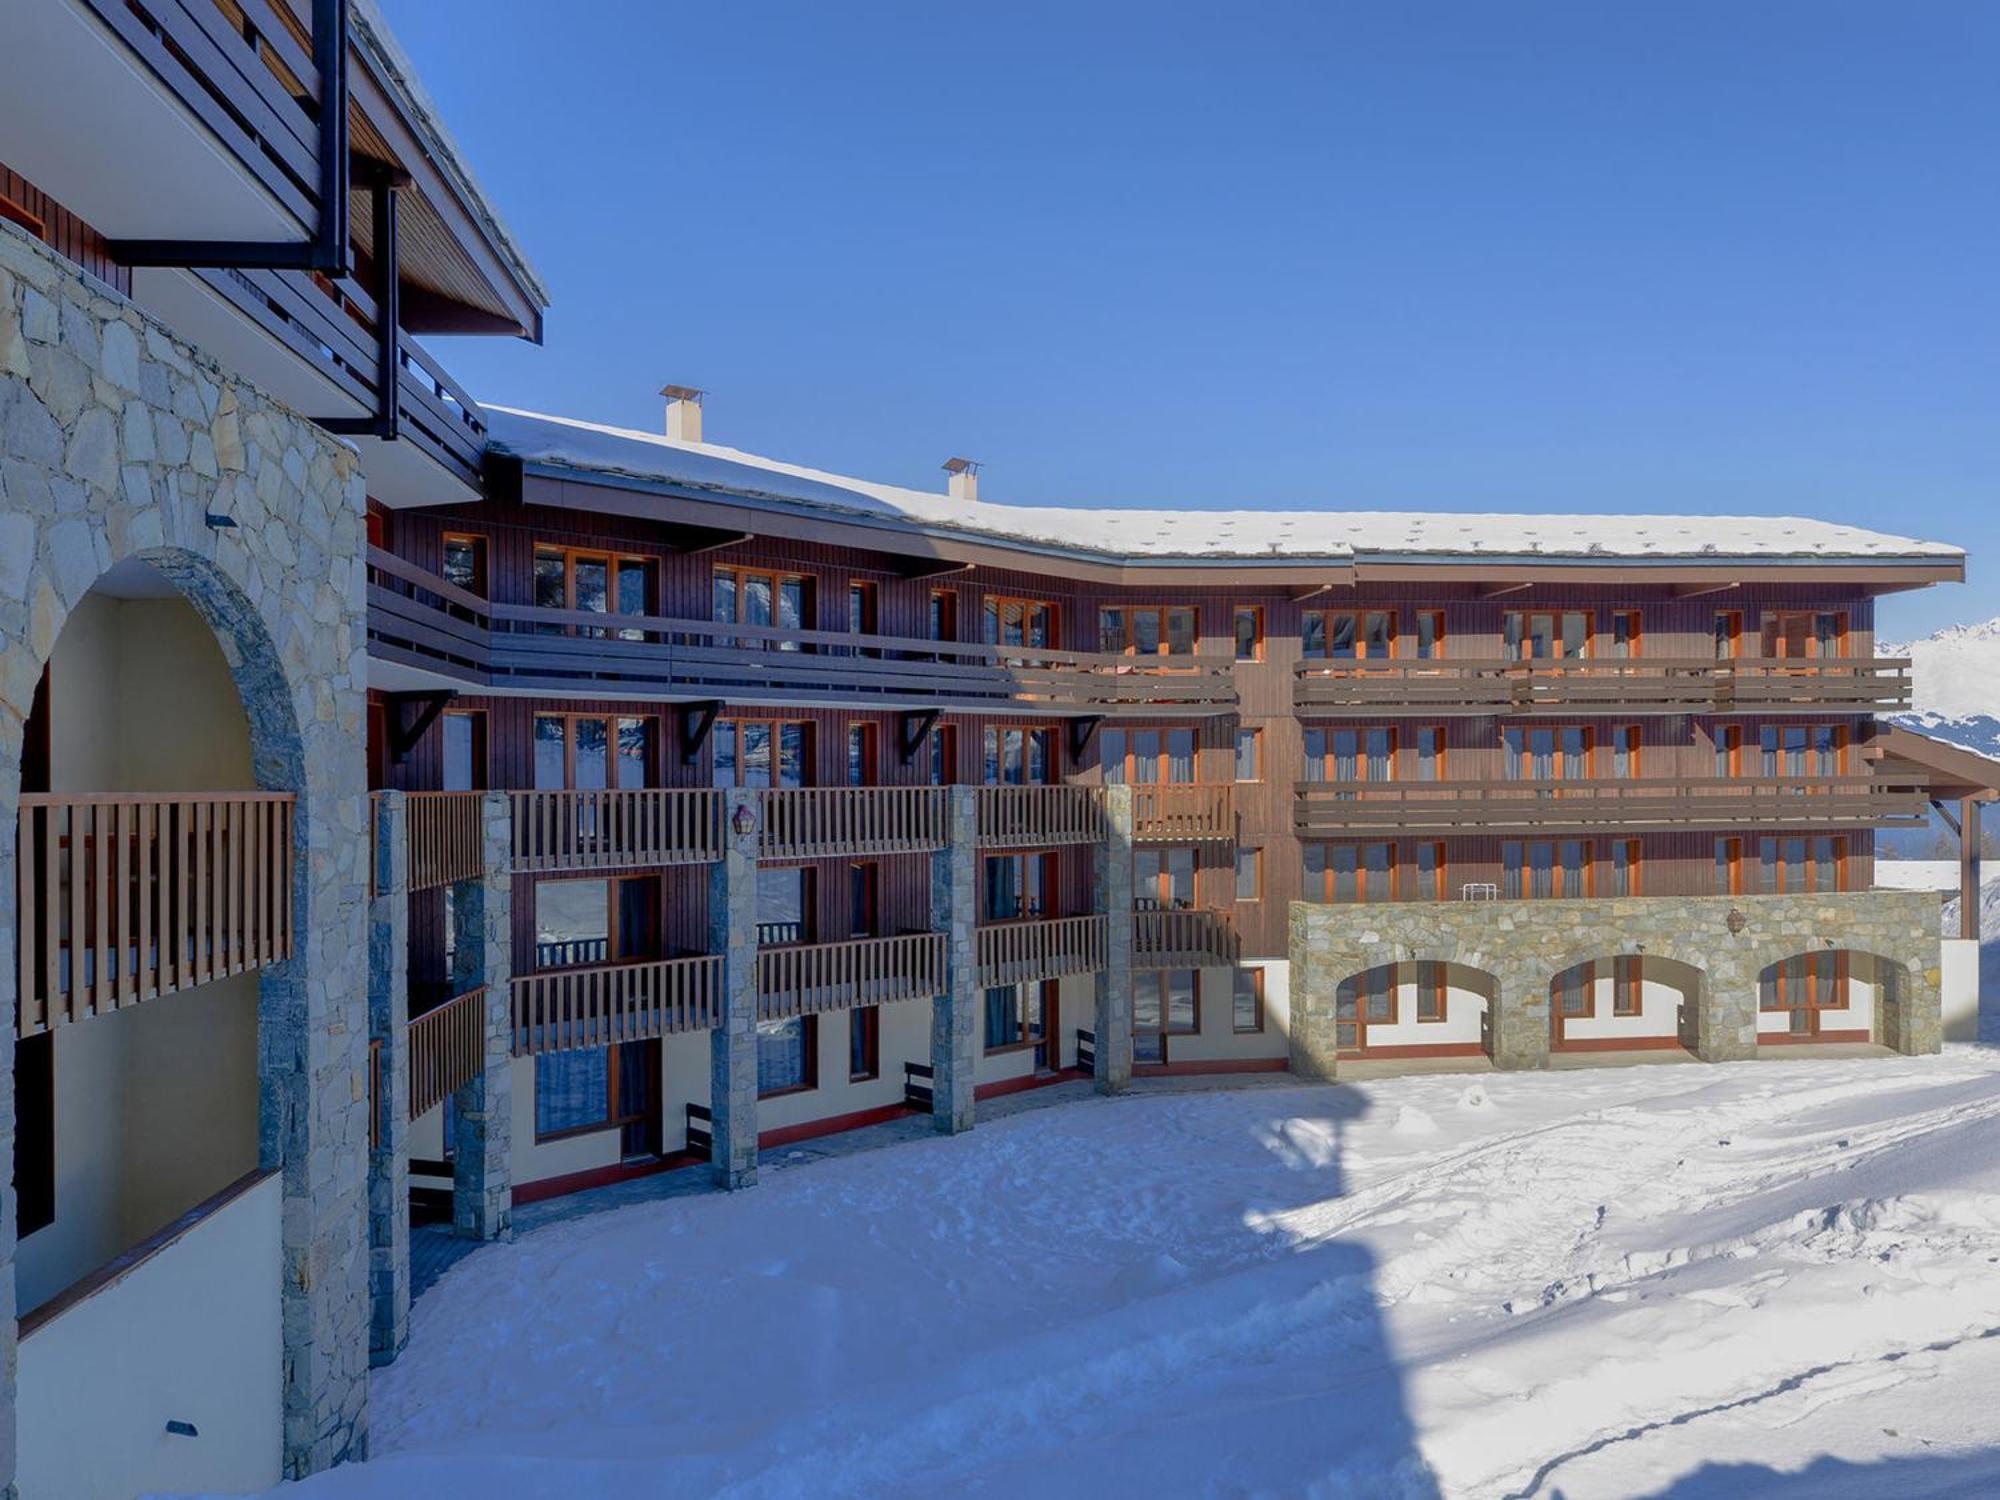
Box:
1888;616;2000;758
259;1055;2000;1500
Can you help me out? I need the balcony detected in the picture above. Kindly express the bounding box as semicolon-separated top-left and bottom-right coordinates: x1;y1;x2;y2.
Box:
511;789;722;873
758;788;948;860
1133;907;1238;969
756;933;948;1019
1293;774;1930;837
1293;657;1913;717
976;915;1109;988
975;786;1107;849
17;791;295;1036
1131;784;1235;844
510;955;723;1056
364;552;1238;716
407;986;486;1118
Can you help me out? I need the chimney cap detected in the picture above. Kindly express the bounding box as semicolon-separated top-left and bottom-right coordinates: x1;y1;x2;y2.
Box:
941;456;981;476
660;384;706;404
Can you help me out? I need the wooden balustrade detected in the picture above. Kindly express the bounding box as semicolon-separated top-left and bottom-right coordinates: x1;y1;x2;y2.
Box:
758;787;948;860
406;791;484;891
757;933;947;1019
511;955;723;1056
1133;907;1238;969
1131;784;1235;843
510;788;722;872
975;785;1107;848
1293;775;1930;835
1294;656;1914;716
16;793;295;1036
408;987;487;1119
976;915;1109;987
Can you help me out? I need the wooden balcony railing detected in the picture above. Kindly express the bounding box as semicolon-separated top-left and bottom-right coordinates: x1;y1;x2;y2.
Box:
1133;907;1239;969
1293;774;1931;836
511;955;724;1057
1294;657;1914;717
406;791;483;891
511;789;722;872
16;792;294;1036
363;552;1237;716
1131;784;1235;844
975;785;1107;849
757;932;947;1020
976;915;1109;988
757;787;948;860
407;986;486;1118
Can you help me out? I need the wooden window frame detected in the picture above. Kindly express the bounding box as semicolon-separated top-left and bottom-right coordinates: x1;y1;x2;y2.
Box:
537;541;656;624
1099;603;1197;659
1758;834;1849;896
1608;724;1641;779
1502;840;1592;899
714;717;815;789
928;587;960;643
1413;961;1448;1024
1504;609;1594;662
1760;951;1850;1032
1303;608;1396;662
1412;610;1446;660
440;531;488;597
847;722;878;788
1606;610;1642;658
927;723;958;786
1234;727;1263;783
847;579;880;636
984;594;1059;651
713;563;813;631
1607;838;1641;896
849;860;880;939
1411;841;1447;902
1759;723;1849;779
1305;726;1398;784
533;711;656;791
1612;955;1644;1017
983;850;1057;923
1714;609;1746;660
1232;605;1265;663
533;1040;654;1144
849;1005;881;1082
1304;842;1396;903
1715;836;1746;895
1134;846;1199;910
982;724;1057;786
1234;845;1263;904
1504;724;1596;782
983;979;1054;1055
1715;724;1745;778
1761;609;1850;661
1231;967;1265;1034
1411;725;1446;782
756;864;819;947
440;708;488;792
533;873;658;971
1101;726;1200;786
758;1015;821;1098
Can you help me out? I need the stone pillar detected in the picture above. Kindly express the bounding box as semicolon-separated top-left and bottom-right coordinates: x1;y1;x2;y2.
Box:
1696;947;1762;1063
1286;904;1339;1082
0;698;20;1498
1489;962;1550;1070
366;792;410;1365
450;792;513;1240
1093;784;1135;1094
708;787;760;1188
929;784;978;1132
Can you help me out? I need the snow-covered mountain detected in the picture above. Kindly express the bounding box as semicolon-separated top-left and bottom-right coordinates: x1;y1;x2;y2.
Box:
1885;616;2000;758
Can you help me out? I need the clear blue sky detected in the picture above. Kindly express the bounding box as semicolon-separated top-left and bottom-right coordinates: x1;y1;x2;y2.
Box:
388;0;1998;639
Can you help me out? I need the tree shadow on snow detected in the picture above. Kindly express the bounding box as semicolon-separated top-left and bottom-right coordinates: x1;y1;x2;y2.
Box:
1618;1447;2000;1499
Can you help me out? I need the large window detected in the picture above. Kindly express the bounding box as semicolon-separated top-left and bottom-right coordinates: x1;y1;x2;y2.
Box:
1762;611;1847;659
533;877;656;969
1234;728;1262;783
757;866;816;946
1760;725;1845;778
1101;727;1196;785
983;726;1055;785
984;595;1056;650
1760;951;1849;1036
984;981;1051;1053
1412;610;1445;660
1234;846;1262;903
533;1044;655;1142
1135;847;1197;909
1413;842;1446;902
1715;836;1746;895
537;544;653;638
1303;728;1395;783
1411;726;1445;781
1759;835;1846;894
441;532;487;596
714;718;811;788
441;709;486;791
535;713;653;790
1607;839;1641;896
1303;609;1393;661
757;1017;817;1095
1232;968;1265;1033
1133;970;1198;1063
1303;843;1394;903
1100;605;1194;657
1504;725;1591;782
714;565;811;650
985;851;1054;921
1504;611;1590;660
1502;840;1591;899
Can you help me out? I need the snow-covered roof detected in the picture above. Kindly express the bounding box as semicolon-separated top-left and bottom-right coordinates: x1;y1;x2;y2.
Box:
486;407;1964;568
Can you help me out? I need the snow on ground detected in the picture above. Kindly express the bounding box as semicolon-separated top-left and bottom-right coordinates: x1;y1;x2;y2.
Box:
253;1052;2000;1500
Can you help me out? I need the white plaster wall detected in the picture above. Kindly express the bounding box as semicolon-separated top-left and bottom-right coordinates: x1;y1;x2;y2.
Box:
16;973;260;1314
1361;984;1487;1050
1942;938;1980;1042
1560;977;1686;1042
17;1173;283;1500
1161;963;1293;1064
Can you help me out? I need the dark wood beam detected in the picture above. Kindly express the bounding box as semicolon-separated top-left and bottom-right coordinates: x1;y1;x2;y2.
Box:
1673;581;1741;599
671;528;754;556
677;700;722;765
320;164;410;440
896;557;975;581
1067;716;1104;763
1964;797;1984;942
1478;581;1533;598
386;691;454;763
898;709;942;766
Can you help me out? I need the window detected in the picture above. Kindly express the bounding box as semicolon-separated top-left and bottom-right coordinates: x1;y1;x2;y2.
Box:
848;580;879;635
1100;605;1194;657
1412;842;1447;901
538;544;654;637
1502;841;1590;899
534;1043;655;1144
1235;846;1262;902
1232;968;1265;1033
1133;970;1198;1063
1605;611;1641;658
1303;610;1393;660
1304;727;1395;783
1759;835;1847;894
757;1017;817;1095
1412;610;1446;660
441;710;486;791
714;718;811;789
534;713;652;791
15;1030;52;1237
1413;961;1447;1022
849;861;879;937
1304;843;1394;902
1504;725;1591;781
534;877;656;969
1714;610;1745;660
1504;611;1590;660
1234;728;1263;782
1233;606;1264;662
1135;847;1197;909
984;851;1053;921
757;866;816;945
714;565;811;649
929;589;959;642
1761;951;1848;1035
849;1007;880;1082
847;723;877;787
1714;724;1745;777
1612;956;1643;1017
1715;836;1746;895
1761;725;1845;778
983;726;1055;785
441;533;487;596
1101;727;1197;784
926;723;958;786
1411;726;1445;781
984;595;1056;650
984;981;1050;1052
1607;725;1641;779
1607;839;1640;896
1763;611;1847;659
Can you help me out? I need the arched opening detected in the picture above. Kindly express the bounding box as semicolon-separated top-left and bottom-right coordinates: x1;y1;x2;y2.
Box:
1335;961;1494;1061
1548;954;1701;1054
1757;949;1904;1046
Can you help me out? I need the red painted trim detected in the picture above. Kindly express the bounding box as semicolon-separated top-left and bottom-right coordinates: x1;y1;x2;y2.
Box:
759;1101;917;1148
512;1152;701;1207
1757;1029;1871;1047
1338;1042;1488;1061
1552;1035;1688;1053
1133;1058;1291;1078
975;1068;1083;1102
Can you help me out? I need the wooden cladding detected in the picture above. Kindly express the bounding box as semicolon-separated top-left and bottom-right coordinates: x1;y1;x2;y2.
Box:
406;792;483;891
408;987;486;1118
1131;784;1235;844
758;788;948;860
1294;657;1913;717
975;785;1108;848
976;915;1109;988
1294;775;1929;836
511;955;723;1057
757;933;947;1020
511;789;722;872
1134;908;1238;969
16;793;294;1036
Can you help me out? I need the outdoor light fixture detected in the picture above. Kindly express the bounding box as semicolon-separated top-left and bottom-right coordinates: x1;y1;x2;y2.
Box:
732;804;756;837
1726;908;1747;936
203;511;238;530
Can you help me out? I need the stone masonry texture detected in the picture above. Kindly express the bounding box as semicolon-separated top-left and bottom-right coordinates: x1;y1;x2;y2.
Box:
367;792;410;1364
929;785;978;1132
452;792;514;1240
709;788;760;1188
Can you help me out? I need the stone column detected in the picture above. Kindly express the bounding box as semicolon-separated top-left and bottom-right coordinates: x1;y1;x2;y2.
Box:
708;787;760;1188
1286;904;1340;1082
1093;783;1135;1094
366;792;410;1365
1696;945;1761;1063
929;784;978;1132
450;792;513;1240
0;701;20;1498
1489;961;1550;1070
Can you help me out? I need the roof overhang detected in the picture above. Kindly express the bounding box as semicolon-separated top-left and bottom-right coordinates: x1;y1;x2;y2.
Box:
1878;726;2000;803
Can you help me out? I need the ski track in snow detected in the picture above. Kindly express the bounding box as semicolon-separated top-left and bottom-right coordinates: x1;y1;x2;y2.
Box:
248;1049;2000;1500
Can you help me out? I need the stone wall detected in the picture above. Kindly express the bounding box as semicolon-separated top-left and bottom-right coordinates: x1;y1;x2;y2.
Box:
0;222;372;1482
1289;890;1943;1079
